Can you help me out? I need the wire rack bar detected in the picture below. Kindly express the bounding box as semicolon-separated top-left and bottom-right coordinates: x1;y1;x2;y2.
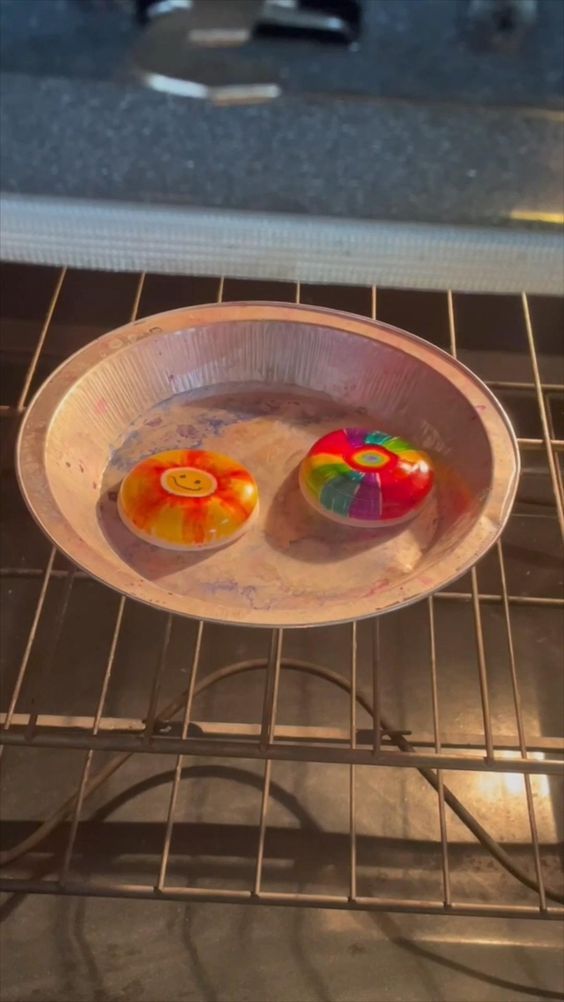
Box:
16;267;67;412
496;540;548;912
253;631;283;895
1;712;561;752
470;566;495;760
1;877;562;921
25;567;76;741
546;385;564;515
1;547;56;736
522;293;564;538
253;759;273;896
371;619;382;754
437;592;563;607
1;725;561;773
1;714;562;754
448;292;496;761
59;594;127;882
427;596;452;908
156;619;204;890
349;620;357;901
143;614;174;743
488;380;564;392
260;629;283;750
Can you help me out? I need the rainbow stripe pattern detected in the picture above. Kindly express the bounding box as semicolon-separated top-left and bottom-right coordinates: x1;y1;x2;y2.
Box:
118;449;258;550
299;429;434;527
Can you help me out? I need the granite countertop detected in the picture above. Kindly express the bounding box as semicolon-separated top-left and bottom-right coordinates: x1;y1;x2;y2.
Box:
2;71;563;229
1;0;563;230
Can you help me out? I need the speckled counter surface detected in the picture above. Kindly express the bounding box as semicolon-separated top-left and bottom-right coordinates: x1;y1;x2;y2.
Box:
1;71;563;228
1;1;563;293
1;0;564;229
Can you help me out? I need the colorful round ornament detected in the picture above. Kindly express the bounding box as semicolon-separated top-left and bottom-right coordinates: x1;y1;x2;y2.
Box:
118;449;258;550
299;428;434;527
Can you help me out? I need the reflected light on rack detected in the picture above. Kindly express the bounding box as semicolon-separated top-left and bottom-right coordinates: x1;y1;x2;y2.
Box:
478;753;550;801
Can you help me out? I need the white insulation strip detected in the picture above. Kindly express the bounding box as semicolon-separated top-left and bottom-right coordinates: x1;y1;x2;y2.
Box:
1;193;563;294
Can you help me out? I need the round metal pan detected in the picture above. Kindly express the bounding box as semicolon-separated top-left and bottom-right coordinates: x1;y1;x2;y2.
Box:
17;302;519;628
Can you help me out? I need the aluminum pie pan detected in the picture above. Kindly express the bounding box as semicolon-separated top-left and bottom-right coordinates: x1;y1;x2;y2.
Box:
17;301;519;629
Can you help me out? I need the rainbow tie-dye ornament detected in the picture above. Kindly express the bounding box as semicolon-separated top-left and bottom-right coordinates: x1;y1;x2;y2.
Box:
299;429;434;527
118;449;258;550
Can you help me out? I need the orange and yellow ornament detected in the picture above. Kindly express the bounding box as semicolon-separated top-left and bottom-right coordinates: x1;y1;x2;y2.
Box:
118;449;258;550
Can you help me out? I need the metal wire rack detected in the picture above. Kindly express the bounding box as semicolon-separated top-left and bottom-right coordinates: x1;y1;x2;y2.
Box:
0;265;562;922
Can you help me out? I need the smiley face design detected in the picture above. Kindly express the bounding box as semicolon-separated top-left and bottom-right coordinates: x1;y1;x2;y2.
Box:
161;466;218;498
118;449;259;550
